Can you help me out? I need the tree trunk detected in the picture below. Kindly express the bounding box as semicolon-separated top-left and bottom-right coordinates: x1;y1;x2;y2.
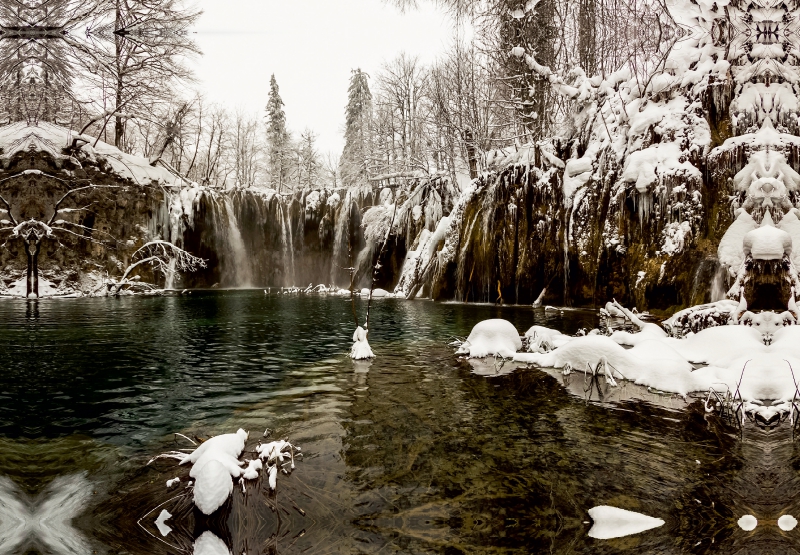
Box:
463;128;478;179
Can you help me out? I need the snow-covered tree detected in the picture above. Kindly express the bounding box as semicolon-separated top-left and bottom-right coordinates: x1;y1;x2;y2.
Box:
340;68;373;186
297;128;321;189
266;74;291;192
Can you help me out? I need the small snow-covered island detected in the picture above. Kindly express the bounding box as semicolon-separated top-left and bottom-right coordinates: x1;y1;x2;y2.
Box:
5;0;800;552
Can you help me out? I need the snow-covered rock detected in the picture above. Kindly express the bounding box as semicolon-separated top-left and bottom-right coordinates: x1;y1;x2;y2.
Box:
457;319;522;358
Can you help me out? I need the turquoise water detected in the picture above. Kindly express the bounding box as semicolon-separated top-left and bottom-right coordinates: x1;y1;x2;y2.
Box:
0;292;793;554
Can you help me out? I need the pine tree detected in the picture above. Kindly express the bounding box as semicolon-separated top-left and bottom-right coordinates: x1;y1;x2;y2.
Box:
266;74;290;192
340;69;373;187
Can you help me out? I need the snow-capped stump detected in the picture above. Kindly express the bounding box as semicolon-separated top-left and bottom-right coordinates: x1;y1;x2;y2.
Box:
456;319;522;358
350;326;374;360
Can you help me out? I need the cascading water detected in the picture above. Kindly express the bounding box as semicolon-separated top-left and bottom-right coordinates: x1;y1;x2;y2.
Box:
277;201;295;286
222;197;253;287
331;190;353;285
710;263;729;302
165;258;177;290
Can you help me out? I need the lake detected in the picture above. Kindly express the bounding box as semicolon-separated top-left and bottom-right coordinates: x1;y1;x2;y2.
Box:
0;292;794;554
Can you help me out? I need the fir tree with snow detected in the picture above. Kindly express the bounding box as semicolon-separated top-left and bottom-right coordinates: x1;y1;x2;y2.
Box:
266;74;291;193
340;68;374;187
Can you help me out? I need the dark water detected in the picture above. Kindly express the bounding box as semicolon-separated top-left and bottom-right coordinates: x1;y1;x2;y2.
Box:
0;292;797;554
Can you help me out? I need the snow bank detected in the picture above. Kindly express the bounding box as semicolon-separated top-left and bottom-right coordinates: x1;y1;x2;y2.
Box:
514;335;696;394
457;319;523;358
360;288;390;298
587;506;664;539
0;122;179;186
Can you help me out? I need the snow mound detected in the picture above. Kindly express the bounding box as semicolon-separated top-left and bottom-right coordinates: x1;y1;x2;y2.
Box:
457;319;522;358
587;506;665;539
743;222;792;261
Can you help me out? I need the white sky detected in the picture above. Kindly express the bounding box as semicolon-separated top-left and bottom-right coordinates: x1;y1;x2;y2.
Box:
191;1;455;156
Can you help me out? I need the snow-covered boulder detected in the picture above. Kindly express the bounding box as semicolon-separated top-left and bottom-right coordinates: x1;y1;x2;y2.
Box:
457;319;522;358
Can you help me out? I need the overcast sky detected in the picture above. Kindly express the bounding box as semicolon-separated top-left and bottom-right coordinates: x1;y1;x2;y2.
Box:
191;1;454;156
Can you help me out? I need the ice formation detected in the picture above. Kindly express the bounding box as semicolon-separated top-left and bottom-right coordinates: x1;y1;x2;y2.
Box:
155;509;172;536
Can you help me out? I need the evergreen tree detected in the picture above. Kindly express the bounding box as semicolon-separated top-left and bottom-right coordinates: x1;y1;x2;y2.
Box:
266;74;290;192
340;69;373;186
298;128;321;189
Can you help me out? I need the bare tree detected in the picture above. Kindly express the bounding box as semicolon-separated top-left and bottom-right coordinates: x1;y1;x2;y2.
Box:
297;128;321;189
108;240;206;295
232;109;263;189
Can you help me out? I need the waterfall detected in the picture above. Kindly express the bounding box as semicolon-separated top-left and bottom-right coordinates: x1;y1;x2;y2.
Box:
331;190;353;284
710;263;728;302
223;197;253;287
165;258;177;289
278;201;295;286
